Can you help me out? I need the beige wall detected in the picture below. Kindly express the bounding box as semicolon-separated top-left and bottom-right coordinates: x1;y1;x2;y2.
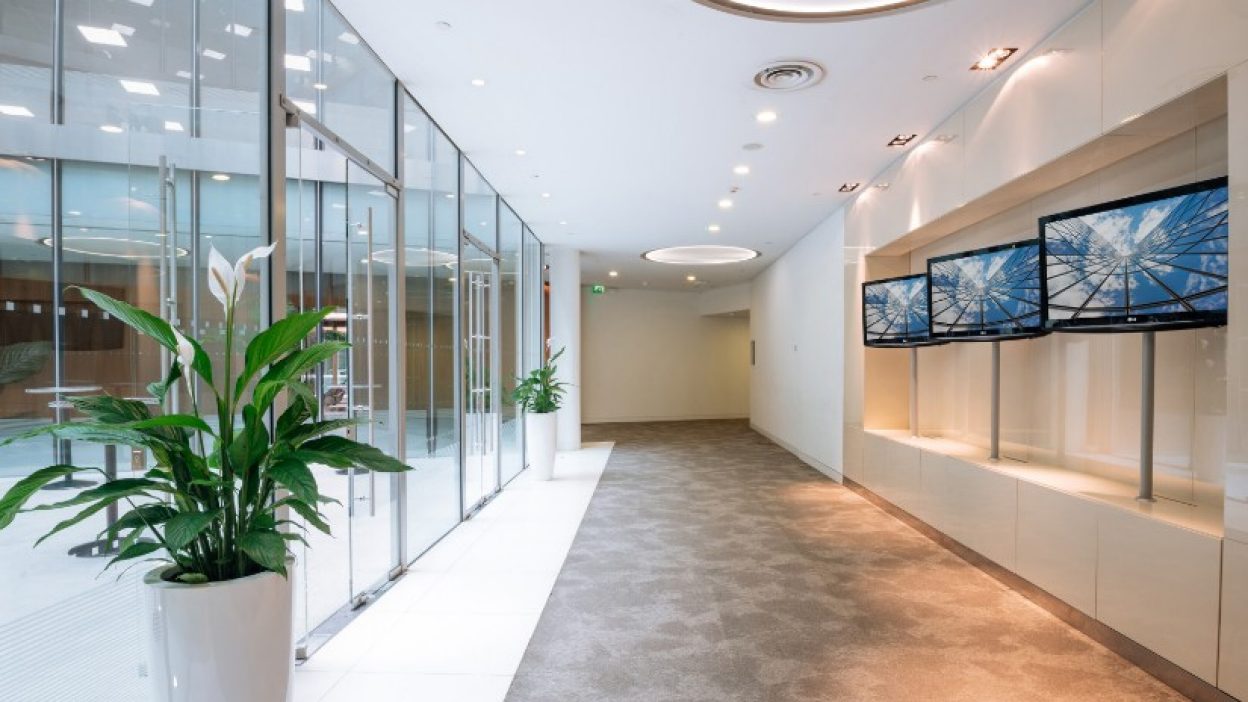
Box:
581;287;749;424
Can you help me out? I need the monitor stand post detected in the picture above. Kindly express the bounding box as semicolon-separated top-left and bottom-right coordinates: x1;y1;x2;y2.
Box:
989;340;1001;461
909;347;919;438
1138;330;1156;502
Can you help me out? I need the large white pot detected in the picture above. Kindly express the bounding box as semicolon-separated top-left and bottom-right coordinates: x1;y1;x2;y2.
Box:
526;411;558;481
143;565;295;702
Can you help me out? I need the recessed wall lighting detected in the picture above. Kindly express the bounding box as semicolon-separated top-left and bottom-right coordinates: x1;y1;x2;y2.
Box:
100;124;124;134
226;23;253;37
718;198;733;209
202;48;226;61
838;183;861;193
887;134;918;147
733;165;750;176
212;173;230;181
755;110;778;124
643;245;760;266
514;149;527;156
119;79;160;96
285;54;311;72
971;47;1018;71
707;224;721;233
471;78;486;87
313;82;328;90
0;105;34;118
78;25;128;47
608;271;619;278
164;120;184;132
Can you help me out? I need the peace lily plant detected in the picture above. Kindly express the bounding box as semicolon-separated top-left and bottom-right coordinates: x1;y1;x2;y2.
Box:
512;347;567;481
0;243;411;582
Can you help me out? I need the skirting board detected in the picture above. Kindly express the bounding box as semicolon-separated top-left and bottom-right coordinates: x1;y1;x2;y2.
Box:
842;477;1238;702
584;413;747;424
750;423;844;483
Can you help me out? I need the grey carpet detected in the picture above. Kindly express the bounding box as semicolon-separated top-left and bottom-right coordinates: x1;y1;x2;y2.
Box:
505;420;1184;702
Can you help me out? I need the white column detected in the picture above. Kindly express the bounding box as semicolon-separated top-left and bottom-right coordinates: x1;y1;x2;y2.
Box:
548;246;582;451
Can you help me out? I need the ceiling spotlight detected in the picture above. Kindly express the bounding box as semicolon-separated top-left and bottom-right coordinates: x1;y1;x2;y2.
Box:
514;149;527;156
643;245;760;265
541;192;551;199
838;183;861;193
755;110;778;124
971;47;1018;71
707;224;721;233
212;173;231;181
718;198;733;209
733;165;750;176
471;78;486;87
100;124;124;134
608;271;619;278
887;134;918;147
559;220;568;225
686;275;697;282
77;25;128;47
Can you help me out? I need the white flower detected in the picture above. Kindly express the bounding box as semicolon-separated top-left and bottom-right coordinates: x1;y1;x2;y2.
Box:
172;327;196;370
207;244;278;312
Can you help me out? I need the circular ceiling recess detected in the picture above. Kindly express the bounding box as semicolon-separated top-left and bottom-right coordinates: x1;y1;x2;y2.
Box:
754;60;825;91
643;245;761;265
694;0;930;21
43;236;188;260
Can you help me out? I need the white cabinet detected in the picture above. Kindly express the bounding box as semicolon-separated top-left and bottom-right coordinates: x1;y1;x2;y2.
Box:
1015;482;1098;617
1219;539;1248;698
942;457;1018;569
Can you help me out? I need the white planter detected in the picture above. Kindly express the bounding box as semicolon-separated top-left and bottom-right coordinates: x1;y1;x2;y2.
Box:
526;411;558;481
143;565;295;702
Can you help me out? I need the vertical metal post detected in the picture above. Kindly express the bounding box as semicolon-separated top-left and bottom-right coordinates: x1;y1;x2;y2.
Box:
390;82;408;571
989;341;1001;460
366;208;376;518
455;155;465;518
158;157;171;379
1139;331;1156;501
909;346;919;438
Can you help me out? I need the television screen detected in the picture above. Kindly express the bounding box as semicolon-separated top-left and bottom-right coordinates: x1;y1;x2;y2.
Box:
1042;177;1228;332
862;273;940;347
927;240;1045;341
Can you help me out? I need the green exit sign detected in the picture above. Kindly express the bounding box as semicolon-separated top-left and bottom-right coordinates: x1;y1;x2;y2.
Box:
590;284;606;295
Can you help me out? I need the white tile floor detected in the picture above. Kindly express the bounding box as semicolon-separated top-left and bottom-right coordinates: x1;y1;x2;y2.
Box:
294;442;614;702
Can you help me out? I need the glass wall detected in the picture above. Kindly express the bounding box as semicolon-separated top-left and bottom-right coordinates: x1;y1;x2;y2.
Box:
0;1;544;697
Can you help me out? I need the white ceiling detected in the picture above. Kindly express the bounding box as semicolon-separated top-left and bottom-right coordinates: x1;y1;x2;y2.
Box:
334;0;1091;290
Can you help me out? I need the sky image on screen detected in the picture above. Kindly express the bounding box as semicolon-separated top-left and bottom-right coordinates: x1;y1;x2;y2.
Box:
1043;180;1228;328
864;275;930;345
930;241;1042;339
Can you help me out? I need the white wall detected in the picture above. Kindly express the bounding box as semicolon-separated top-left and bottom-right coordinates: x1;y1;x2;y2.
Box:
581;288;749;423
749;209;845;480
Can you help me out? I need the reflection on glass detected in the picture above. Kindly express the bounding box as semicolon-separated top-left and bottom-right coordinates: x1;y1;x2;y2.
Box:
499;206;523;484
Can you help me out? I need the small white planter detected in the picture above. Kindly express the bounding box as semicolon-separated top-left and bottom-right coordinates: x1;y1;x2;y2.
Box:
526;411;558;481
144;565;295;702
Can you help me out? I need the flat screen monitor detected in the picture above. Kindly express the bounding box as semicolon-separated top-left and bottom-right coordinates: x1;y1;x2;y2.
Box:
1041;177;1228;332
927;239;1045;342
862;273;941;347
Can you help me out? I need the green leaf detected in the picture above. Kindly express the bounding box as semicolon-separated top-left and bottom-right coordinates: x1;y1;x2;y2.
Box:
276;394;315;438
276;497;332;535
267;460;319;504
26;478;160;514
237;307;336;398
35;499;118;547
228;405;270;475
106;503;177;539
252;341;347;413
128;414;215;436
0;465;105;529
300;436;412;473
164;509;222;550
283;418;359;447
239;530;288;575
0;341;52;386
104;540;165;571
69;395;151;424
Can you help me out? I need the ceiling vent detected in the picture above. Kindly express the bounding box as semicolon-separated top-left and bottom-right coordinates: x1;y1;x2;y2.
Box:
753;60;825;91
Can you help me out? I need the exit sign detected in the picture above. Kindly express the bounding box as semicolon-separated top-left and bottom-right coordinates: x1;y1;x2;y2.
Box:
590;284;606;295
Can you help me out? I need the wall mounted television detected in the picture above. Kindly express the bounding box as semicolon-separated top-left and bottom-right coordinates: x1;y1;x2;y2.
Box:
862;273;942;347
927;239;1046;342
1041;177;1229;332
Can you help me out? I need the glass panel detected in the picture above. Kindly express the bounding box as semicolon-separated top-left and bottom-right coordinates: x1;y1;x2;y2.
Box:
401;99;460;557
0;1;53;123
461;237;498;513
430;128;461;520
499;207;523;484
199;0;267;142
523;227;544;376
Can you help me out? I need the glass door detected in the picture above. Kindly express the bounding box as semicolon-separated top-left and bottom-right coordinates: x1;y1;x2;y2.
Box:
461;236;500;515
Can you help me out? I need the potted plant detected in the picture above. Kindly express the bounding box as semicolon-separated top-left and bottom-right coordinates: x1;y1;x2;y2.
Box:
512;347;568;481
0;245;411;702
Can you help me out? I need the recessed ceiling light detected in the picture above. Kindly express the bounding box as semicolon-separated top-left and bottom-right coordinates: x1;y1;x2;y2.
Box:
755;110;778;124
313;82;328;90
43;236;188;260
541;192;551;198
212;173;230;181
887;133;918;147
733;165;750;176
608;271;619;278
285;54;312;72
78;25;128;47
202;48;226;60
100;124;124;134
742;142;764;151
933;133;957;143
559;220;568;225
285;0;305;11
226;23;253;37
0;105;34;118
718;198;733;209
874;182;890;190
119;79;160;96
643;245;760;266
686;275;697;282
707;224;721;232
338;32;360;45
514;149;527;156
696;0;931;21
471;78;487;87
838;183;861;193
111;24;136;37
164;120;184;132
971;47;1018;71
176;70;193;80
68;210;82;216
444;193;455;199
